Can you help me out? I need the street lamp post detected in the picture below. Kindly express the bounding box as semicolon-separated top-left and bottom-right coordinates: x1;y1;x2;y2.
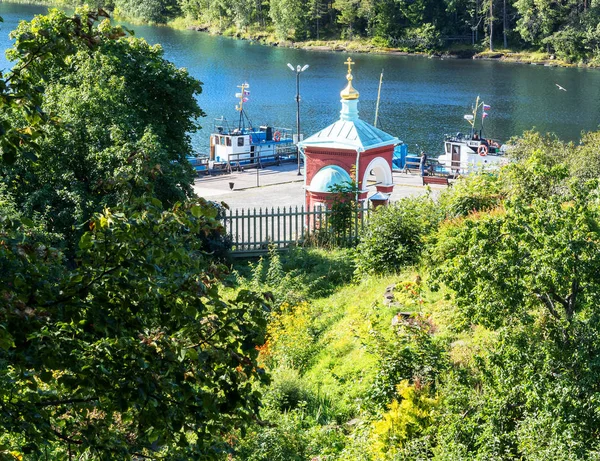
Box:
287;63;309;176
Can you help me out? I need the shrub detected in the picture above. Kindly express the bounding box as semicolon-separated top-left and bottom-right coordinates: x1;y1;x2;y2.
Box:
234;405;347;460
372;36;391;48
355;195;442;275
437;173;504;219
263;367;312;411
368;315;447;408
263;301;318;372
369;380;439;460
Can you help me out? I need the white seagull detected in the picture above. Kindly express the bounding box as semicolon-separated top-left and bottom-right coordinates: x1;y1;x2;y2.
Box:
555;83;567;91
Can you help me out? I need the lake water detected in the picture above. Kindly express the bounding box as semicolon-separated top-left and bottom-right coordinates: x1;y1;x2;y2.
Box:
2;2;600;155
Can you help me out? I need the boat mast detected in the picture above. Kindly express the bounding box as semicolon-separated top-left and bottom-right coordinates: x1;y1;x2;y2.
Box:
235;82;250;132
471;95;479;137
374;69;384;128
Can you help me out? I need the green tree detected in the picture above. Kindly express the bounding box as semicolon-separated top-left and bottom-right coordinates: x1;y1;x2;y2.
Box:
434;320;600;460
0;9;120;165
309;0;327;38
269;0;306;40
2;8;204;252
333;0;359;38
180;0;232;28
431;173;600;329
0;195;268;458
369;0;405;41
428;151;600;459
114;0;181;23
567;130;600;181
514;0;577;49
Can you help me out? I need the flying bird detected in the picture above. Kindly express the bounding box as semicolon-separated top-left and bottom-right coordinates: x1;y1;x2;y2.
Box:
555;83;567;91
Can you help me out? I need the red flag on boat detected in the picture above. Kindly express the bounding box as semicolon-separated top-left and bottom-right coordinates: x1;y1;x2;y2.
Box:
482;112;489;118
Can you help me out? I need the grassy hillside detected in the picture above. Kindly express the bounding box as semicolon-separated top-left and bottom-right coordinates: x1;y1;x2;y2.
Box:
226;130;600;459
227;247;454;459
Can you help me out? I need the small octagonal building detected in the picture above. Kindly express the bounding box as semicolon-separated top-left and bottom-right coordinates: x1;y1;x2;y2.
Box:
298;58;400;212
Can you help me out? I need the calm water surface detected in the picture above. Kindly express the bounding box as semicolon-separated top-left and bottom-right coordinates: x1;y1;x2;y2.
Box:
2;2;600;154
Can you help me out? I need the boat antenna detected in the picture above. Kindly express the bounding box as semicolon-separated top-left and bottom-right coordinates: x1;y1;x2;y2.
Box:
374;69;384;128
235;82;251;131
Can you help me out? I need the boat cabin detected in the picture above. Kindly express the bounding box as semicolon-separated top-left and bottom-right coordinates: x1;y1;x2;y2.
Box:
210;123;294;166
435;98;510;174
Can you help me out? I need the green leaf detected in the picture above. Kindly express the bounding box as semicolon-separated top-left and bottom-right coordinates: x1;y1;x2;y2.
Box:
187;348;198;361
0;327;15;351
20;217;35;228
78;232;93;250
191;205;203;218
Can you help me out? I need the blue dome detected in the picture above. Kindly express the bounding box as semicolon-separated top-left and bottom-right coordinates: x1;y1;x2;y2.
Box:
308;165;352;193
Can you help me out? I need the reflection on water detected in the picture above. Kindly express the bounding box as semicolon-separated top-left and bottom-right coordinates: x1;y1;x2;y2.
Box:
2;2;600;155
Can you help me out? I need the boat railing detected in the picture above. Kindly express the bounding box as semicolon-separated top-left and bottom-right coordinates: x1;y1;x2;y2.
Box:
400;157;504;176
440;159;507;175
226;145;299;171
213;120;294;141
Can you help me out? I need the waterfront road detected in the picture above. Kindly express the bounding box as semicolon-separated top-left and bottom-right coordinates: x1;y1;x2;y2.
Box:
192;163;441;210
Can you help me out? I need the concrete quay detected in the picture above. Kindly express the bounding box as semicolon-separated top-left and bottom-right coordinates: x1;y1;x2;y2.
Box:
192;163;441;210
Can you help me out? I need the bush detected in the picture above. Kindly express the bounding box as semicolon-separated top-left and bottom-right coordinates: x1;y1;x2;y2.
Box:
369;380;439;460
263;367;312;411
372;36;391;48
368;315;447;408
234;405;347;460
355;196;442;275
437;173;504;219
262;301;318;373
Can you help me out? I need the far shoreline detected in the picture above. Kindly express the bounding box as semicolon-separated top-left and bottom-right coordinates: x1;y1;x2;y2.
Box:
184;24;582;69
2;0;590;69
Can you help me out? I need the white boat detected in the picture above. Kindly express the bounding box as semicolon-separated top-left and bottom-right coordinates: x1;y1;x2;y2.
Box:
208;82;296;171
437;97;509;174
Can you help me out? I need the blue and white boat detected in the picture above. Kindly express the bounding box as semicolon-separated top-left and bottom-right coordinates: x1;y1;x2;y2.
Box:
208;83;296;171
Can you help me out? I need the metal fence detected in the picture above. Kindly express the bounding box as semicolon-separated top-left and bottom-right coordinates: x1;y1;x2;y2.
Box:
224;204;371;256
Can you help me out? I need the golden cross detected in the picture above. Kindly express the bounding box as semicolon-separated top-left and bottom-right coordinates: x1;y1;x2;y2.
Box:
345;57;355;74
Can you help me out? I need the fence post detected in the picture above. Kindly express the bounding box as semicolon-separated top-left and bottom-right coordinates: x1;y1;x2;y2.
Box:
241;208;246;252
253;207;257;252
234;208;239;251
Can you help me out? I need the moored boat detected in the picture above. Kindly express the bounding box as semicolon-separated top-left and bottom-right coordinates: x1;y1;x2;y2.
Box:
208;82;297;171
437;97;508;174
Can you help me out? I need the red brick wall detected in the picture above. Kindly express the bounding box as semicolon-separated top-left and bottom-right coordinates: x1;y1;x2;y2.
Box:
304;144;396;211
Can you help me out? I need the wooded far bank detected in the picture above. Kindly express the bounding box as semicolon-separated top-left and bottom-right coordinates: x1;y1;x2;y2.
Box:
12;0;600;65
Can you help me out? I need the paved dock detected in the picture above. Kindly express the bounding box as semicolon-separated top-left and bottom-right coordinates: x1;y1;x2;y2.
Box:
192;163;440;210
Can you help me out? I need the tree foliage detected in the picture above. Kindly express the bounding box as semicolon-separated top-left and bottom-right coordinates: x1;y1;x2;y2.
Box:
355;195;442;275
431;177;600;329
0;9;121;165
0;196;268;458
115;0;182;23
0;9;264;458
1;8;204;252
18;0;600;60
425;142;600;460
